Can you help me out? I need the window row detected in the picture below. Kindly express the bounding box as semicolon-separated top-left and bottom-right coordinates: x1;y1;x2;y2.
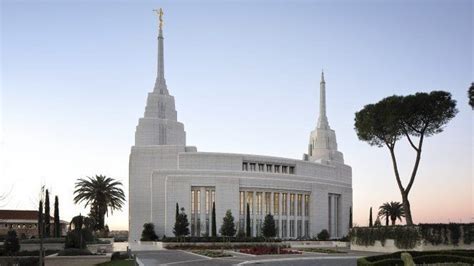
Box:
239;191;310;216
242;162;295;174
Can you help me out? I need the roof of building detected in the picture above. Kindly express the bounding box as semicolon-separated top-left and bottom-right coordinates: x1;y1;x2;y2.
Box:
0;210;67;224
0;210;39;220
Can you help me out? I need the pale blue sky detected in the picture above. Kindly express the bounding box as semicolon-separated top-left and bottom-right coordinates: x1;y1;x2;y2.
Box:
1;0;472;229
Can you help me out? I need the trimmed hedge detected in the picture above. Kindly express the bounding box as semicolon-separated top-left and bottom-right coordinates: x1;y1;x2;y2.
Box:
351;223;474;249
350;226;419;249
57;248;94;256
20;237;65;244
358;250;474;266
413;255;474;264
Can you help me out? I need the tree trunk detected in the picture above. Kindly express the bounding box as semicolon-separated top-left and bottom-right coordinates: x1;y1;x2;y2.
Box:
391;218;396;226
402;193;413;225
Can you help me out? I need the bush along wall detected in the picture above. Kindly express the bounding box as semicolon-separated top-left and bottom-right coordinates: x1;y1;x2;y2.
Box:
350;223;473;249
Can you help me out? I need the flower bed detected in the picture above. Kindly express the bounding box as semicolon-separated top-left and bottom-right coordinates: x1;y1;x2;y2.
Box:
192;250;232;258
297;247;346;254
239;246;301;255
164;242;288;250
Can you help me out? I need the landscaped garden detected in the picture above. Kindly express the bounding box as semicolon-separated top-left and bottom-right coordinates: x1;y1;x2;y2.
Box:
239;245;301;255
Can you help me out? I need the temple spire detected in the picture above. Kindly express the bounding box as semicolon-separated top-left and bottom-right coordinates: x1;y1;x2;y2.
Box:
153;8;168;94
317;70;329;129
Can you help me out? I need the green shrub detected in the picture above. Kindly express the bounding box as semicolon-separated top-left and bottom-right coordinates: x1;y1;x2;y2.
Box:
58;248;93;256
413;255;474;264
111;251;129;260
359;250;474;266
4;230;20;255
357;257;403;266
317;229;330;241
20;237;65;244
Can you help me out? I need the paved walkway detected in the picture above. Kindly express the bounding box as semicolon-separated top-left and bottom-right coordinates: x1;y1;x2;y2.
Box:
134;249;379;265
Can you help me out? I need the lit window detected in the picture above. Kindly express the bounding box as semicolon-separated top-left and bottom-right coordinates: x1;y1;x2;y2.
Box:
274;193;279;215
304;195;310;216
290;194;295;215
206;190;210;214
240;191;245;215
256;192;262;214
297;194;302;216
265;192;271;214
282;193;288;215
197;190;201;214
191;191;195;214
246;192;253;214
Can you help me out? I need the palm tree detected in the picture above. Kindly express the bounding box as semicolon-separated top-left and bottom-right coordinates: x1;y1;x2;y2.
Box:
73;175;125;230
378;201;405;226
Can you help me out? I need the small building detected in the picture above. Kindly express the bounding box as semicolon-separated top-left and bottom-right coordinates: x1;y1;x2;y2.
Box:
0;210;67;239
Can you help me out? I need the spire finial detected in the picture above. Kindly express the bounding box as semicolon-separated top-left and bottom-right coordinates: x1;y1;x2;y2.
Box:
321;69;325;83
153;8;164;31
152;8;168;94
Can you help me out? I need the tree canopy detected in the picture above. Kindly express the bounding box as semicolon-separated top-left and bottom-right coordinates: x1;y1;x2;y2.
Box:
73;175;125;230
378;201;405;226
355;90;457;225
262;213;276;238
220;210;236;237
173;208;190;238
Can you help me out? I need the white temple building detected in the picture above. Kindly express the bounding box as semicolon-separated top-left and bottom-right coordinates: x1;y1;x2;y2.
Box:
129;14;352;242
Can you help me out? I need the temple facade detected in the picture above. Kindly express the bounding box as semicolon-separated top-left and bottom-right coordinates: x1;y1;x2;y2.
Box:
128;13;352;242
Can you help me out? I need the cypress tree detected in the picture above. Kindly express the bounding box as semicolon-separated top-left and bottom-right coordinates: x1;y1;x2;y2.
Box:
211;202;217;237
349;207;353;228
262;213;276;238
173;208;190;239
246;203;251;237
54;196;60;237
44;190;50;237
219;210;236;237
369;207;373;227
38;200;43;238
175;202;179;221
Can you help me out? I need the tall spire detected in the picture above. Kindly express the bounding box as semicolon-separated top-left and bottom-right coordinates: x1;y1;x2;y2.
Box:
153;8;168;94
317;70;329;129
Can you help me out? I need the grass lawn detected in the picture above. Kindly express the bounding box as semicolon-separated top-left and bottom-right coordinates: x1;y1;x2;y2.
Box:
97;259;135;266
297;248;347;254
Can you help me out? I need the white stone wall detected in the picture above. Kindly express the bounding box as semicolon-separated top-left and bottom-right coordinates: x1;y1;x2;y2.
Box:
129;145;184;242
150;162;352;239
